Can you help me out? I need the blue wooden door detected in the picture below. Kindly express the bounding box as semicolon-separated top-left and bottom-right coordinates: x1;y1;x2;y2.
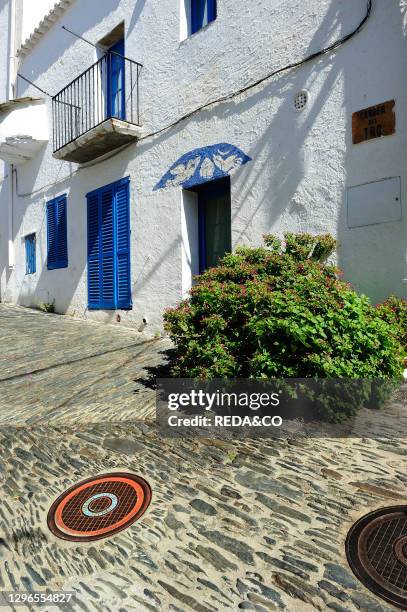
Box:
198;178;231;272
107;39;125;120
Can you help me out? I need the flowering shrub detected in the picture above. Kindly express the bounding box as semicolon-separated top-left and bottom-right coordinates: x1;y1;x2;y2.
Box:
376;295;407;352
164;233;403;420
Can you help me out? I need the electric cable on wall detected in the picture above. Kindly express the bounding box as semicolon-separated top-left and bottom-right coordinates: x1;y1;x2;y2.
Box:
14;0;372;198
139;0;372;143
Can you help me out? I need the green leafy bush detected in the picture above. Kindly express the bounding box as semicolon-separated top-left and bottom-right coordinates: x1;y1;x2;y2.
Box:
376;295;407;353
164;233;403;387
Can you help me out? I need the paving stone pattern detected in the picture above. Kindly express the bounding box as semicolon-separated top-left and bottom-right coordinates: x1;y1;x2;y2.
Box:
0;305;169;425
0;304;406;611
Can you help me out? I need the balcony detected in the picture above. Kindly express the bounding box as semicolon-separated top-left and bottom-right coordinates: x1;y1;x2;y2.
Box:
0;97;48;164
52;52;142;163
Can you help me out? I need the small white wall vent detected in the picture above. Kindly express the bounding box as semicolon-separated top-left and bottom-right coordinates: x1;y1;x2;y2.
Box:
294;90;309;112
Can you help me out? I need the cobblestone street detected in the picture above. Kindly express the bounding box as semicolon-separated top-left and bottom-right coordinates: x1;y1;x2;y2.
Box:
0;305;170;425
0;304;406;611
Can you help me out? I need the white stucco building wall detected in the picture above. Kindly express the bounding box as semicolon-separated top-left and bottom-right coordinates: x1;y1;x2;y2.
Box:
0;0;12;299
0;0;406;331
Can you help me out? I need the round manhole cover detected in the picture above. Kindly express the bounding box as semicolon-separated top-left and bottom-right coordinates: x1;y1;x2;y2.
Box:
47;473;151;542
346;506;407;610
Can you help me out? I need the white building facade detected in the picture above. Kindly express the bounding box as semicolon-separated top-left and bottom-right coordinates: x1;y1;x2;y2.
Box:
0;0;406;331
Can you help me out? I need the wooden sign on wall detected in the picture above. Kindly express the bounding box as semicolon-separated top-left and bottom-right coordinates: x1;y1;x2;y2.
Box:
352;100;395;144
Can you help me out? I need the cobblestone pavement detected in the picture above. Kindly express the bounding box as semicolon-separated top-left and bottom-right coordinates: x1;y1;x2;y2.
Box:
0;305;170;425
0;304;406;611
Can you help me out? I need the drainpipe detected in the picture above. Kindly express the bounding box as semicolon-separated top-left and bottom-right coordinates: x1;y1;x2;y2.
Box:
8;167;14;269
7;0;17;269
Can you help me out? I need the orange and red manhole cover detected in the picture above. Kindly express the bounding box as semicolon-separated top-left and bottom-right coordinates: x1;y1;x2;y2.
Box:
47;473;151;542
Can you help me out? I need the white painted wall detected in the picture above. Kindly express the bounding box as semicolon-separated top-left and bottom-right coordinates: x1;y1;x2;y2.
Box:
181;188;199;296
0;0;11;301
0;99;47;141
179;0;192;41
0;0;406;330
20;0;56;44
0;0;10;103
0;100;49;163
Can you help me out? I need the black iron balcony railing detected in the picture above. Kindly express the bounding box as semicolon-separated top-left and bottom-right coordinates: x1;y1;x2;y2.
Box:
52;52;142;153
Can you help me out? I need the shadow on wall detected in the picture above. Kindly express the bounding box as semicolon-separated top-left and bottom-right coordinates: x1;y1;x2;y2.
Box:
10;0;407;318
137;0;356;249
209;1;357;244
127;0;146;38
17;0;123;93
338;0;407;303
11;0;175;324
14;152;129;320
199;0;406;305
127;0;362;308
13;146;183;325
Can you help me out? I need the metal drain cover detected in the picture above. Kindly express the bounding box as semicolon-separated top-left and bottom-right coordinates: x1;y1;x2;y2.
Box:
47;473;151;542
346;506;407;610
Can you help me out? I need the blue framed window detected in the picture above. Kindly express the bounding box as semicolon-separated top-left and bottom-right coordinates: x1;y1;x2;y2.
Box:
191;0;217;34
47;194;68;270
25;234;36;275
86;177;131;310
107;38;125;120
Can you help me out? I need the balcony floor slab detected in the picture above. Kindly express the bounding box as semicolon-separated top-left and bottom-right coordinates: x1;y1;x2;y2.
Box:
53;117;142;164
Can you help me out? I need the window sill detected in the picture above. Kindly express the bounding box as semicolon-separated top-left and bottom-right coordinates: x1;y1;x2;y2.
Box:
47;263;68;271
179;19;216;46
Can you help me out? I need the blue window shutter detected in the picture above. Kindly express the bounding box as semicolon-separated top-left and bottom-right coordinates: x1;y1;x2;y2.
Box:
47;201;57;269
100;185;116;308
47;194;68;270
87;192;101;308
25;234;36;275
87;178;131;310
57;196;68;268
32;236;36;273
25;237;29;274
115;178;132;309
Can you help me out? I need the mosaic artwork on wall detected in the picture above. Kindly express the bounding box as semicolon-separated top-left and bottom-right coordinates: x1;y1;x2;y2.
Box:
153;143;252;191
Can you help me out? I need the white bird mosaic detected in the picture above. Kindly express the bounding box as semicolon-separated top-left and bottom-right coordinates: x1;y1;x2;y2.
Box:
168;157;201;186
154;143;252;191
213;151;243;173
200;157;215;179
